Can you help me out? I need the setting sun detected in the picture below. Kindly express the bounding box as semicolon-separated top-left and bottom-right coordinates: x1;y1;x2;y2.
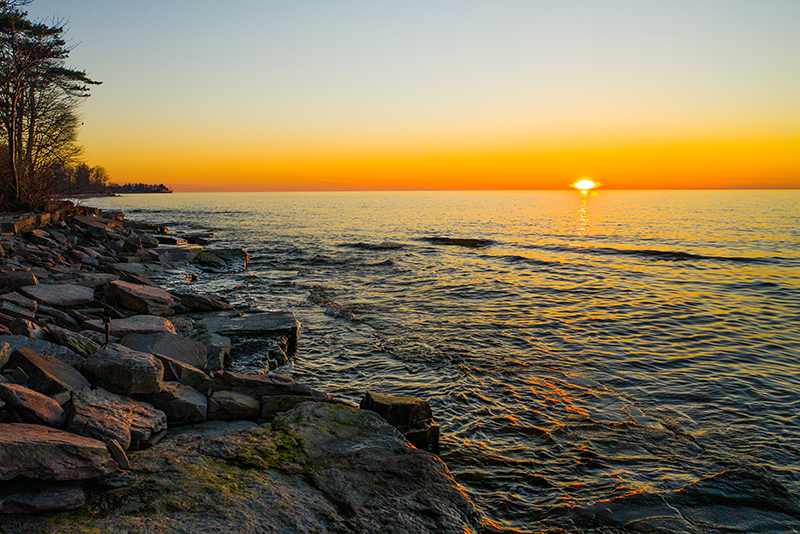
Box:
571;178;598;191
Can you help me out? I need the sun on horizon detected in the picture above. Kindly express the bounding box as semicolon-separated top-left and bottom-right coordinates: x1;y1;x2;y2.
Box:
571;178;599;192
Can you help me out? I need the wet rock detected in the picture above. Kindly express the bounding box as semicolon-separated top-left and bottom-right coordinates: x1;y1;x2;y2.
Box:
66;387;167;451
46;325;99;358
0;423;117;481
207;390;260;421
109;280;174;316
0;481;85;514
19;283;94;307
360;391;440;453
193;250;227;268
155;244;202;262
199;311;299;355
0;383;66;427
120;331;207;370
139;382;207;425
5;348;90;395
83;343;164;395
198;332;231;372
84;314;176;337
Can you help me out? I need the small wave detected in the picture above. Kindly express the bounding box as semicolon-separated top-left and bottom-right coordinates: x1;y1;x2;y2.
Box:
525;243;779;264
338;241;407;251
422;236;494;248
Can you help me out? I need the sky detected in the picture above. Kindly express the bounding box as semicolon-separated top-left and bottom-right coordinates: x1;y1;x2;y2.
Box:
25;0;800;191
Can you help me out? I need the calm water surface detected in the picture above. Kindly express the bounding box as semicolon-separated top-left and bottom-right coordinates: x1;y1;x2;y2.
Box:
86;191;800;533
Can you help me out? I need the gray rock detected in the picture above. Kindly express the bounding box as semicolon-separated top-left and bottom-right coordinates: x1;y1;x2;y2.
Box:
0;270;37;289
0;481;85;514
211;370;330;400
0;335;83;369
83;344;164;395
66;387;167;451
153;353;212;393
167;419;258;438
109;280;174;316
84;315;176;337
0;300;35;322
106;439;130;470
360;391;439;453
46;325;100;358
19;284;94;307
207;390;260;421
193;250;227;268
139;382;207;425
260;394;318;421
155;244;203;262
173;292;234;312
10;318;46;339
0;423;117;481
360;391;433;426
0;383;66;427
76;273;119;289
198;332;230;372
200;311;299;355
5;348;90;395
0;292;37;312
120;331;207;370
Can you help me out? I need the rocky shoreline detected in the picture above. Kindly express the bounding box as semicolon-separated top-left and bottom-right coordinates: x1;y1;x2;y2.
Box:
0;202;483;533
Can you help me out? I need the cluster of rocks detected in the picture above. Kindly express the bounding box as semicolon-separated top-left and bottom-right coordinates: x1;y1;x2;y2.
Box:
0;204;465;531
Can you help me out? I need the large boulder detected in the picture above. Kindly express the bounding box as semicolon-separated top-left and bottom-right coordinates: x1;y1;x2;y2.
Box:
109;280;174;316
83;344;164;395
66;388;167;451
139;382;207;426
0;403;483;533
18;284;94;307
0;424;117;481
120;332;207;370
84;315;176;337
4;348;90;395
0;383;66;428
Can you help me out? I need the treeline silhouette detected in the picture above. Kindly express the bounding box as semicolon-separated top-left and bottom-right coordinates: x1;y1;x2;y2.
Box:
106;183;172;194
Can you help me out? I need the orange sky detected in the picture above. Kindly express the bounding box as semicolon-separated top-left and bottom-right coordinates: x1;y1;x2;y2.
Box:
29;1;800;191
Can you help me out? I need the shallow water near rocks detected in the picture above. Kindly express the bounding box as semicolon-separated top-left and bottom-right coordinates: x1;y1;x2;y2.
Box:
86;190;800;533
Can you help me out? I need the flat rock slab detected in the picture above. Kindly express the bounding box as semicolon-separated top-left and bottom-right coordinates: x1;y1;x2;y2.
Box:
0;383;66;427
200;311;298;337
83;344;164;395
66;387;167;451
0;423;117;481
19;284;94;307
360;391;433;426
121;332;207;370
0;335;83;369
85;315;176;337
200;311;299;356
109;280;174;316
3;403;483;533
5;348;91;395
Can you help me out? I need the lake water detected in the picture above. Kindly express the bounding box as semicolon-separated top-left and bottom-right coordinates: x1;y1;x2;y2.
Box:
85;190;800;533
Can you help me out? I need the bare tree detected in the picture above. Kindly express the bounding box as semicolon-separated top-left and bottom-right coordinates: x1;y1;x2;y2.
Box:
0;0;99;207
